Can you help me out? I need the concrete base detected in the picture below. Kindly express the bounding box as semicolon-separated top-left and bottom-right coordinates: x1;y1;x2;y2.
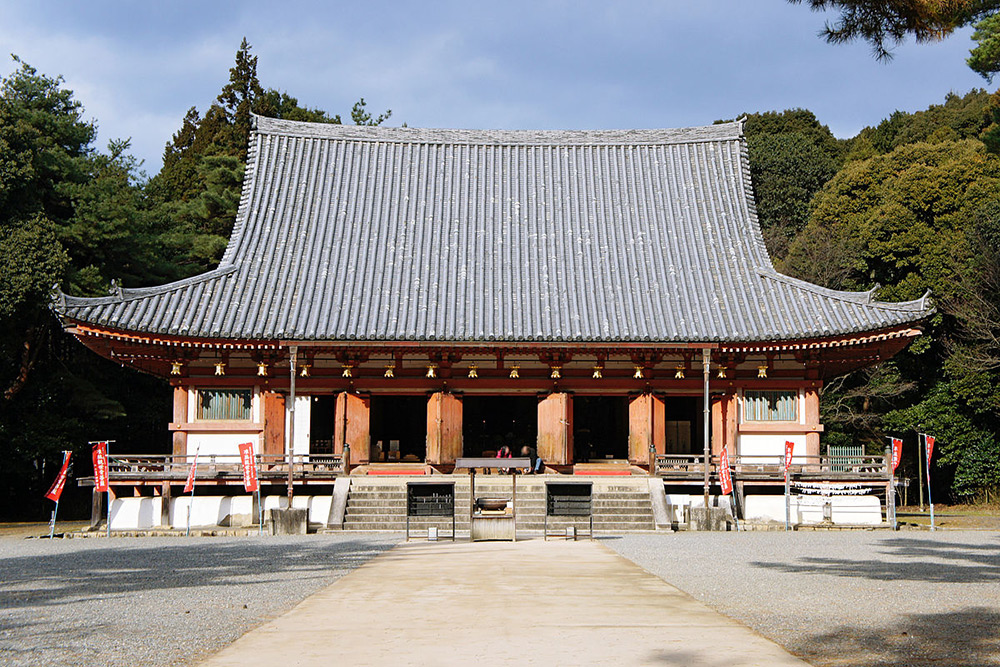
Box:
268;508;308;535
688;506;731;531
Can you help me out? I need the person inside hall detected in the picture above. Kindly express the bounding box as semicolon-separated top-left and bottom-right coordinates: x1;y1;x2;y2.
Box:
496;444;513;473
520;445;543;474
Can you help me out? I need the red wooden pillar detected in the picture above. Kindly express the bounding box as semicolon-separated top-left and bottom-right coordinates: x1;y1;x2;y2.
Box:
538;393;572;466
804;384;822;458
711;390;737;456
628;394;664;464
426;392;462;465
172;386;188;456
335;392;371;464
262;391;286;459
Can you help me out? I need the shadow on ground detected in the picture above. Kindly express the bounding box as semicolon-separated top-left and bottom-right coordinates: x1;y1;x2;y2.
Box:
1;538;394;613
748;536;1000;666
751;536;1000;583
791;608;1000;667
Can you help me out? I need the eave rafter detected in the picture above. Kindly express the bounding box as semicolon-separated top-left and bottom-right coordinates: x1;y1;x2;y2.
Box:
64;320;923;381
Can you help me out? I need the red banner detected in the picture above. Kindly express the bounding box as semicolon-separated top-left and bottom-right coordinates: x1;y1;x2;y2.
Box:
45;451;72;502
92;442;109;493
784;441;795;471
925;435;935;469
891;437;903;472
183;449;200;494
238;442;258;493
719;446;733;496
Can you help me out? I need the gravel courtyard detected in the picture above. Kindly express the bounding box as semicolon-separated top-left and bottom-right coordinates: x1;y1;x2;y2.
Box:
606;531;1000;667
0;534;399;667
2;531;998;666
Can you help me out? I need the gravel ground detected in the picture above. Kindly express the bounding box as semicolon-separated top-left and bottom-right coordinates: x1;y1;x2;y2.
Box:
605;531;1000;667
0;534;399;667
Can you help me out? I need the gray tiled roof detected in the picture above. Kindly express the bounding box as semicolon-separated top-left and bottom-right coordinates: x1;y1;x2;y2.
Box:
54;116;931;343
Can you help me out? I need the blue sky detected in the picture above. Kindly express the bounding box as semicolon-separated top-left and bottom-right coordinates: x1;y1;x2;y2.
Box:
0;0;988;175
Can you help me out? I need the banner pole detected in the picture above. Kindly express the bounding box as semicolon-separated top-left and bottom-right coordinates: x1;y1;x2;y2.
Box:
88;440;114;537
784;468;790;531
106;442;112;539
185;445;200;538
730;490;740;531
260;454;264;536
49;500;59;539
186;481;194;537
186;467;196;538
924;434;935;532
917;431;925;511
45;450;72;539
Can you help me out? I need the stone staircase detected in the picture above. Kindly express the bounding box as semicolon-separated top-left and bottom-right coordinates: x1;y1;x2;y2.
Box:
338;476;655;534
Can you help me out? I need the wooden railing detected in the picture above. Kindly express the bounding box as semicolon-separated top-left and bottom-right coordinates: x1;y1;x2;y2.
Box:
654;454;708;477
654;453;887;479
105;453;346;482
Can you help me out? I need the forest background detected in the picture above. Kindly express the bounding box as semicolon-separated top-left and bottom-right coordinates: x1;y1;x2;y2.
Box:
3;21;1000;518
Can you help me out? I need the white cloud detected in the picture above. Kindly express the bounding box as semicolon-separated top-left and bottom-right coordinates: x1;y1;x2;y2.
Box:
0;0;989;171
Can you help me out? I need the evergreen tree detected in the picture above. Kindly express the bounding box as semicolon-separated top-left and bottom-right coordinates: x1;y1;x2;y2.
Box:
723;110;842;259
0;59;171;519
148;38;390;273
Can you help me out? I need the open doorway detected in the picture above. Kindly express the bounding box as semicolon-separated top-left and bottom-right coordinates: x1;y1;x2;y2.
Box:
370;396;427;462
573;396;628;461
310;395;336;454
462;396;537;458
664;396;700;454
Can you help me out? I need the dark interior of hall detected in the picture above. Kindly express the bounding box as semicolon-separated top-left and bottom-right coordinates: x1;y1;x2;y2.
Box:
370;395;428;461
573;396;628;461
309;395;336;454
462;396;537;457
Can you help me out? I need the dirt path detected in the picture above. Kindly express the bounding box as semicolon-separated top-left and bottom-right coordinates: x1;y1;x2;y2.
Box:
897;505;1000;530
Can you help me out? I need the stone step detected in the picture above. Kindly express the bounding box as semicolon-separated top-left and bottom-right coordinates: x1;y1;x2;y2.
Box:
344;514;652;526
338;477;657;533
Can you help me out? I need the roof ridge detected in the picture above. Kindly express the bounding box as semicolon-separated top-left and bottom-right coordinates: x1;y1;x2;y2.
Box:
757;268;933;312
250;114;744;146
55;265;239;309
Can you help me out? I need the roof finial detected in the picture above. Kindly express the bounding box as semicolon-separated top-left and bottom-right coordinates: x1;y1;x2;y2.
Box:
919;289;932;311
50;284;66;311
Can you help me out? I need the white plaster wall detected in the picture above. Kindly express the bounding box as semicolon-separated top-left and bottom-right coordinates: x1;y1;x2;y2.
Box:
108;494;343;530
186;433;259;462
109;497;162;530
737;434;807;463
285;395;311;455
170;495;255;528
743;494;883;526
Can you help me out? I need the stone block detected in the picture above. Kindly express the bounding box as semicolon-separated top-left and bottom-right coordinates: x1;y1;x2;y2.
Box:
268;508;308;535
688;506;730;531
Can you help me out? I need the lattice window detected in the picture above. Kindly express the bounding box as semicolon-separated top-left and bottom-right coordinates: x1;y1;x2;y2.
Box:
742;390;797;422
197;389;252;420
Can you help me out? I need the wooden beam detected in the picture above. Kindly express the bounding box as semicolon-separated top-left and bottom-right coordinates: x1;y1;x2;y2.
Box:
538;393;572;465
711;391;737;457
426;393;462;465
262;391;285;458
628;394;665;464
334;392;371;464
804;384;822;458
172;386;188;456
